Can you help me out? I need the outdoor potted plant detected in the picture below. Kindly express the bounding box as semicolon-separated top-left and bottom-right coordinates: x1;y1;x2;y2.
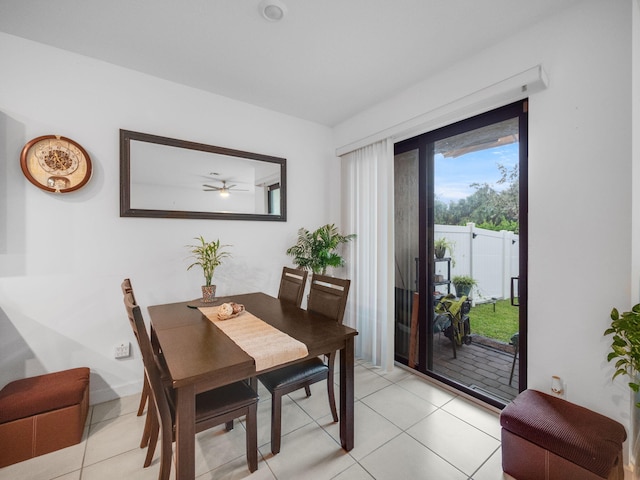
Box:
434;237;455;260
286;223;356;274
186;236;231;302
452;275;477;297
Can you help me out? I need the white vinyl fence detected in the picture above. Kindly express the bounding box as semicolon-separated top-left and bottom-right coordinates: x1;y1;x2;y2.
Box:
434;223;519;304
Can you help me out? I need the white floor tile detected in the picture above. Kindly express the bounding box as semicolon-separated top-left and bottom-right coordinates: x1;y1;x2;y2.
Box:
407;409;500;476
472;448;515;480
352;365;394;399
90;393;141;424
332;463;375;480
197;455;275;479
193;423;257;477
288;379;336;420
252;393;314;450
51;471;82;480
360;383;438;430
84;411;148;466
81;446;172;480
395;375;457;407
261;423;355;480
376;365;413;383
0;370;525;480
441;395;502;439
360;433;467;480
323;401;402;461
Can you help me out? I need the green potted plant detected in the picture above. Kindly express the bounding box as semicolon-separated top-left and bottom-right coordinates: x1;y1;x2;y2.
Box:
452;275;477;298
286;224;356;274
604;304;640;405
186;236;231;302
434;237;455;260
605;304;640;468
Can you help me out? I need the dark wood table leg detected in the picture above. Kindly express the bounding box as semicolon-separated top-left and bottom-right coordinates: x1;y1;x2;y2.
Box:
339;337;354;451
175;384;196;479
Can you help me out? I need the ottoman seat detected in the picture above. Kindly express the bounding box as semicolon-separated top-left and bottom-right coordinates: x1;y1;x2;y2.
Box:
0;368;90;468
500;389;626;480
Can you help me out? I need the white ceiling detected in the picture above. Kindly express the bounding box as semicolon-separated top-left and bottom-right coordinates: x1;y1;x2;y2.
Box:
0;0;581;126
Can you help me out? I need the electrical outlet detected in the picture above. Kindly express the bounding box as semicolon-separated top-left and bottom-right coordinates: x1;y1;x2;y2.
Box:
114;342;130;359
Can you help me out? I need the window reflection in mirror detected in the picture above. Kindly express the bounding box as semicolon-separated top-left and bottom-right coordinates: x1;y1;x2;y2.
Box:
120;130;286;221
268;183;281;215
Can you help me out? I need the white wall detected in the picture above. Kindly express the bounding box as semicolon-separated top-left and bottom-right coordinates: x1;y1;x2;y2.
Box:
0;0;636;450
336;0;635;441
0;33;339;403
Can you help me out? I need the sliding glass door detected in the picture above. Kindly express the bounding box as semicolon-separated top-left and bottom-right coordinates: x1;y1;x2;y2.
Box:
394;100;528;408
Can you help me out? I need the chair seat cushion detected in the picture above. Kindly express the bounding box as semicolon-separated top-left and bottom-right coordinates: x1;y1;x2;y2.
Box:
500;389;626;478
258;357;328;392
195;381;258;418
0;368;90;424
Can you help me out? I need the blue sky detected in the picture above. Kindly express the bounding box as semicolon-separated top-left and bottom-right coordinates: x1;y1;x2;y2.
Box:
434;142;519;203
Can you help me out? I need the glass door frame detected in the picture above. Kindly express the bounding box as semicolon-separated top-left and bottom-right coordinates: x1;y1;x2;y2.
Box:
394;100;528;408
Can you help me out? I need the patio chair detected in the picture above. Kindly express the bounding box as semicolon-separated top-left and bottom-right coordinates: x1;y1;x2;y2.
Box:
509;332;519;386
435;294;471;359
408;292;472;366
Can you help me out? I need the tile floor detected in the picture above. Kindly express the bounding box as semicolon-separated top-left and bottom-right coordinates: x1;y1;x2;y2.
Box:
0;360;630;480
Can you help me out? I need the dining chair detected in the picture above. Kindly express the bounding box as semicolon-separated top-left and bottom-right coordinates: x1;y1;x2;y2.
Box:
122;291;259;478
258;273;351;454
120;278;154;453
277;266;308;308
121;279;151;417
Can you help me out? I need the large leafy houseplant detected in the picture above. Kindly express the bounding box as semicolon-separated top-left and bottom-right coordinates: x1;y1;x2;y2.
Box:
186;236;231;287
286;224;355;274
604;304;640;405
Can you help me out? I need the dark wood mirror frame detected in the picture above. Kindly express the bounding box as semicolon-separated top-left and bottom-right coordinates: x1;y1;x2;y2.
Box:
120;130;287;221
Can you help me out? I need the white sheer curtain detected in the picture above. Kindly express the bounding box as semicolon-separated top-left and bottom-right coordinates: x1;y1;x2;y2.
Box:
341;139;395;371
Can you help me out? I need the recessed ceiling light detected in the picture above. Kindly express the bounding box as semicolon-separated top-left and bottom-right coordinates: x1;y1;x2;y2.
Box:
259;0;287;21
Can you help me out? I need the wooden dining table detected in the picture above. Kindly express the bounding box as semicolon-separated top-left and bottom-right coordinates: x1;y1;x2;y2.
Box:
148;291;358;479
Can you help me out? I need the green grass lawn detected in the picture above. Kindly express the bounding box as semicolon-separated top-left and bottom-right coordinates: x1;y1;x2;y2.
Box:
468;299;518;343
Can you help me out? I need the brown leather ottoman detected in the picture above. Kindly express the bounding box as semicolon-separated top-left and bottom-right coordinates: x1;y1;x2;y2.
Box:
500;389;626;480
0;367;90;467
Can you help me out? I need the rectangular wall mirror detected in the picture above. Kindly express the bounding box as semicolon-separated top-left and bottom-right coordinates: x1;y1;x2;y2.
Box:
120;129;287;221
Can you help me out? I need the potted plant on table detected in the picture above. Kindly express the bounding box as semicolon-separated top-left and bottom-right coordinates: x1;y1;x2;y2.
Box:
186;236;231;302
452;275;477;298
286;224;356;275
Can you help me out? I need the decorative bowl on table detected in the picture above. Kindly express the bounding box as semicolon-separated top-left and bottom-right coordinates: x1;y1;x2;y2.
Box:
217;302;245;320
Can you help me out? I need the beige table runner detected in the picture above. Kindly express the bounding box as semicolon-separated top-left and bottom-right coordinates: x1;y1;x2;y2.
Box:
199;306;309;372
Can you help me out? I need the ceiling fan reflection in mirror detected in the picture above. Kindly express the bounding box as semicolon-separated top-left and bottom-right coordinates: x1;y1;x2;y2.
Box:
202;180;248;197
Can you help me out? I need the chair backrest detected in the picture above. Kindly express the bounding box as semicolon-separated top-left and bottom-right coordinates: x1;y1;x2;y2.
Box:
121;278;137;304
307;273;351;324
437;295;468;318
122;291;173;441
277;267;308;308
